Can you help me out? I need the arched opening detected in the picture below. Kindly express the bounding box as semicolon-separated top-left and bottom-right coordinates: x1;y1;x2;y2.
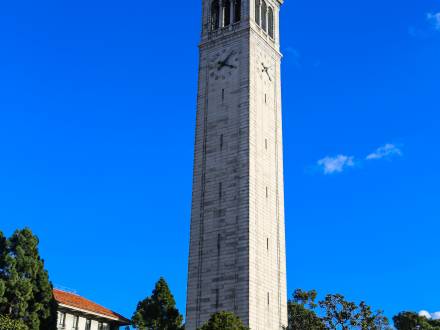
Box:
234;0;241;23
261;1;267;32
211;0;220;30
268;7;274;38
255;0;260;26
223;0;231;27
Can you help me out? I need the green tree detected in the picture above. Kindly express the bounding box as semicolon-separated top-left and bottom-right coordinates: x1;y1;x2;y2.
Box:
0;228;56;329
393;311;440;330
0;314;28;330
319;294;360;330
198;311;249;330
357;301;391;330
132;277;184;330
287;289;325;330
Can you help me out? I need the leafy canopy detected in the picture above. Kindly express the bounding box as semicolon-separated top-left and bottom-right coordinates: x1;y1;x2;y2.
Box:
198;311;249;330
0;228;56;330
132;277;184;330
0;314;28;330
287;289;325;330
393;311;440;330
287;289;391;330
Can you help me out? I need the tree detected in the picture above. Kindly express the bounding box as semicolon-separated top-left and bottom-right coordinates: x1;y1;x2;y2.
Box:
357;301;390;330
319;294;359;330
287;289;325;330
132;277;184;330
198;311;249;330
0;228;56;329
286;289;391;330
0;315;27;330
393;311;440;330
319;293;391;330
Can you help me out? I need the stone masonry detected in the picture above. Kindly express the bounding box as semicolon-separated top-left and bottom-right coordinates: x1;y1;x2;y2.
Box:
186;1;287;329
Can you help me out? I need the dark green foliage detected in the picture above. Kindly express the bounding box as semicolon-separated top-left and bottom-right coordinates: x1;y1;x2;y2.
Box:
197;311;249;330
0;228;56;329
288;289;391;330
393;312;440;330
287;289;325;330
357;301;390;330
0;314;28;330
132;277;184;330
319;294;360;329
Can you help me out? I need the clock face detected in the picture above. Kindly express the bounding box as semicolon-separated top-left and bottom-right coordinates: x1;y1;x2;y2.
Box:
209;48;240;81
255;51;274;84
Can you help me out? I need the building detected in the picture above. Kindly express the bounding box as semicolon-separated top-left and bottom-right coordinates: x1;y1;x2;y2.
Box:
186;0;287;329
54;289;130;330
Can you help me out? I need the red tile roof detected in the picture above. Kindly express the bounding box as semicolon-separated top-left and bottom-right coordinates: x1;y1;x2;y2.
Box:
53;289;130;325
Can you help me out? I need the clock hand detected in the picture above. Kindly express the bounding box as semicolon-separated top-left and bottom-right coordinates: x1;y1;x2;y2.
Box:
223;51;233;64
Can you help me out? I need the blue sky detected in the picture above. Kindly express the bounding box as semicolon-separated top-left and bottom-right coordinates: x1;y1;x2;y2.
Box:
1;0;440;324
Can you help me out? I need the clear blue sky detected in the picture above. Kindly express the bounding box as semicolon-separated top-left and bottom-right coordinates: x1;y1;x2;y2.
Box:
1;0;439;323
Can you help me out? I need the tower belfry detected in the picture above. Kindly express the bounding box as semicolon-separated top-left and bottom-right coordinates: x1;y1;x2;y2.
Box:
186;1;287;329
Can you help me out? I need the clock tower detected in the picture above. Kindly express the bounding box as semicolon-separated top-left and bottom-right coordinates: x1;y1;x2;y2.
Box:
186;1;287;329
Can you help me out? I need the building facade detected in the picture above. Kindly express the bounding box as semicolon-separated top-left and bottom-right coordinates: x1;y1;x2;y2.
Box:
186;1;287;329
54;289;130;330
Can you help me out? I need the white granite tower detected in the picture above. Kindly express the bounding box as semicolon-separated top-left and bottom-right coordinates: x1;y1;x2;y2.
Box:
186;1;287;329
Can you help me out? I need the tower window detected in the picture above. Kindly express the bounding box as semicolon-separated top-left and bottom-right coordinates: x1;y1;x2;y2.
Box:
268;7;274;38
267;292;270;306
217;233;221;256
215;288;220;308
223;0;231;26
267;237;269;250
265;93;267;103
255;0;260;26
219;182;223;199
222;88;225;102
234;0;241;23
220;134;224;151
266;186;269;198
211;0;220;31
265;138;268;150
261;1;268;32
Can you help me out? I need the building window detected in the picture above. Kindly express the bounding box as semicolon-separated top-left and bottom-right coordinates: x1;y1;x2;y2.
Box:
267;237;269;250
58;312;66;328
72;315;79;330
215;288;220;308
268;7;274;38
265;138;268;150
223;0;231;26
211;0;220;31
261;1;267;32
85;320;91;330
217;233;221;256
220;134;224;151
267;292;270;306
221;88;225;102
219;182;223;199
234;0;241;23
266;186;268;198
255;0;260;26
98;322;103;330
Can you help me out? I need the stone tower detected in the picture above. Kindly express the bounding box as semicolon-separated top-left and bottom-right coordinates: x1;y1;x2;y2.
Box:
186;1;287;329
